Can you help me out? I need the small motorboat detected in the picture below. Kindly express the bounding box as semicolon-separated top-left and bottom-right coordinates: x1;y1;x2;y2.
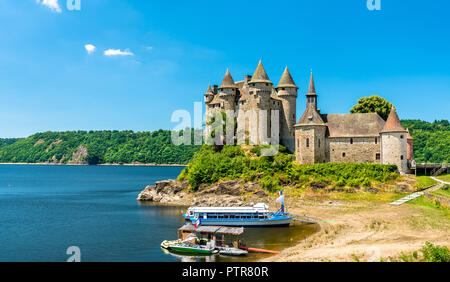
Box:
217;247;248;256
169;243;218;255
160;239;181;249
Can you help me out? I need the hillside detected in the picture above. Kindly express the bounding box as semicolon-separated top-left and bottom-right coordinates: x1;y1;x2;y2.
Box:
401;119;450;163
0;119;447;165
0;130;200;165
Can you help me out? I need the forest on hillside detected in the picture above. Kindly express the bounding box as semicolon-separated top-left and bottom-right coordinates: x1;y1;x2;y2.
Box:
0;130;201;165
401;119;449;163
0;119;447;165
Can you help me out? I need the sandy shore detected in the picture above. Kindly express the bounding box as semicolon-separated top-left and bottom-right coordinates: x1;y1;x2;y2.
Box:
261;196;449;262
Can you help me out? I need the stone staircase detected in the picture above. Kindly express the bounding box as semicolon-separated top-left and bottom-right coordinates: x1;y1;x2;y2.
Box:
431;163;448;176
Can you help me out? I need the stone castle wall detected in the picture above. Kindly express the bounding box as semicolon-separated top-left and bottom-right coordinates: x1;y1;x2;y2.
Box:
327;137;381;164
295;125;326;164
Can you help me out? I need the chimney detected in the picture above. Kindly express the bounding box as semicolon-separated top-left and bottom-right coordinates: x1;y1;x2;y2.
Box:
244;75;252;82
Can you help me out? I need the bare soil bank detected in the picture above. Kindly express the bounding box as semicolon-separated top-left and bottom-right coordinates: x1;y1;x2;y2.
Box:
137;176;449;262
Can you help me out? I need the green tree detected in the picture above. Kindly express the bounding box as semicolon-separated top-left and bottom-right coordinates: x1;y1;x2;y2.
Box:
350;95;393;120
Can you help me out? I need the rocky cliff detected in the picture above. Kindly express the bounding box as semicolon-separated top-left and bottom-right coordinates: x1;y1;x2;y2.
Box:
137;179;270;207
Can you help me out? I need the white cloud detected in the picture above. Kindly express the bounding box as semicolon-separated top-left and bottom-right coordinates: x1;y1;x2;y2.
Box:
104;49;134;56
36;0;62;13
84;44;96;55
146;46;154;51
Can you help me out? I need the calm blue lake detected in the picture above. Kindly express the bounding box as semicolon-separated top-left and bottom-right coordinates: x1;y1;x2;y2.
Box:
0;165;317;262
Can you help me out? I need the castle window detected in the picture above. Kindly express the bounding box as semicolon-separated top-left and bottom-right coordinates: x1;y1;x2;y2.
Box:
318;139;321;148
297;139;300;148
282;88;285;90
375;138;378;144
401;155;404;160
400;135;404;139
350;138;353;144
376;153;380;160
342;152;346;158
306;138;310;148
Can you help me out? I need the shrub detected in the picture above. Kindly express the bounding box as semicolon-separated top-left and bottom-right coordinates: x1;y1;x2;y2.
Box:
182;145;400;192
421;242;450;262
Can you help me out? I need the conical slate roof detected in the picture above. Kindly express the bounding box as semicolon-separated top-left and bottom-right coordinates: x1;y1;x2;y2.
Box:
219;69;237;89
296;104;326;126
276;67;298;89
307;71;316;95
205;84;213;94
406;129;414;140
381;107;406;133
250;60;272;84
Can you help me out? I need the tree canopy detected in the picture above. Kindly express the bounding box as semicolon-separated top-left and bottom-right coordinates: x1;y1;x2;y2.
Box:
350;95;393;120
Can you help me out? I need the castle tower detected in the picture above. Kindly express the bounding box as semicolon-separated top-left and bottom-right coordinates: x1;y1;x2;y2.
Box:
306;71;318;110
218;69;237;111
294;105;327;164
204;84;214;104
294;74;326;164
249;61;273;144
380;107;408;174
406;129;414;160
276;67;298;152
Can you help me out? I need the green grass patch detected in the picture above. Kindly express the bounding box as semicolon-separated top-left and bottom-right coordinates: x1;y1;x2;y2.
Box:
437;174;450;183
416;175;438;189
407;196;449;230
431;184;450;198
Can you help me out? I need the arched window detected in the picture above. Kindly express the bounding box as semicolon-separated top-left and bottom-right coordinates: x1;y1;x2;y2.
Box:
350;138;353;144
306;138;310;148
318;139;321;148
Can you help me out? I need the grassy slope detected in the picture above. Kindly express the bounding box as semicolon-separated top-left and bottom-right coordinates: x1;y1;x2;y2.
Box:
416;176;438;189
179;145;401;194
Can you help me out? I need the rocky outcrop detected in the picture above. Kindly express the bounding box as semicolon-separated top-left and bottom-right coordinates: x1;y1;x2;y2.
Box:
137;179;271;207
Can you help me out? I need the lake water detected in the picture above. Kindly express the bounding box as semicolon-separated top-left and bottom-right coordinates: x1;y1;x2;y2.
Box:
0;165;317;262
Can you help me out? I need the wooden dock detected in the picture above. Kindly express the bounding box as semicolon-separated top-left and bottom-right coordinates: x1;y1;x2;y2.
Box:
292;215;319;224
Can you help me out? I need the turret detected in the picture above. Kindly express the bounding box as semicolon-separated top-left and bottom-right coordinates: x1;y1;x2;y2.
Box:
406;128;414;160
306;71;318;110
248;61;274;144
380;107;408;174
204;84;214;104
276;67;298;152
218;69;237;111
249;60;273;94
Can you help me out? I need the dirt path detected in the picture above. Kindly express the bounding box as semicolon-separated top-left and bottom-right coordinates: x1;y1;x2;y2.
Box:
262;200;449;262
432;176;450;185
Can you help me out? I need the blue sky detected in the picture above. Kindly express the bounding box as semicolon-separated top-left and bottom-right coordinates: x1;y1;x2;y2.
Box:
0;0;449;138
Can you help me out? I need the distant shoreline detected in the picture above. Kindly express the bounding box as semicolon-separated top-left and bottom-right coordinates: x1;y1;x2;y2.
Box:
0;162;187;167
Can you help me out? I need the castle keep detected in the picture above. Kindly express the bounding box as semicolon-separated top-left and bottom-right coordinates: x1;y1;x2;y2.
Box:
204;61;413;174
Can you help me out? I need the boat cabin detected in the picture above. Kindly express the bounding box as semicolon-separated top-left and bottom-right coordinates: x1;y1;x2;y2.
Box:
185;203;270;220
178;224;244;248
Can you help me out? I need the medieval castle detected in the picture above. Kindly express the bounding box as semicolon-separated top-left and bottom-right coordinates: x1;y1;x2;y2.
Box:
204;61;414;174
